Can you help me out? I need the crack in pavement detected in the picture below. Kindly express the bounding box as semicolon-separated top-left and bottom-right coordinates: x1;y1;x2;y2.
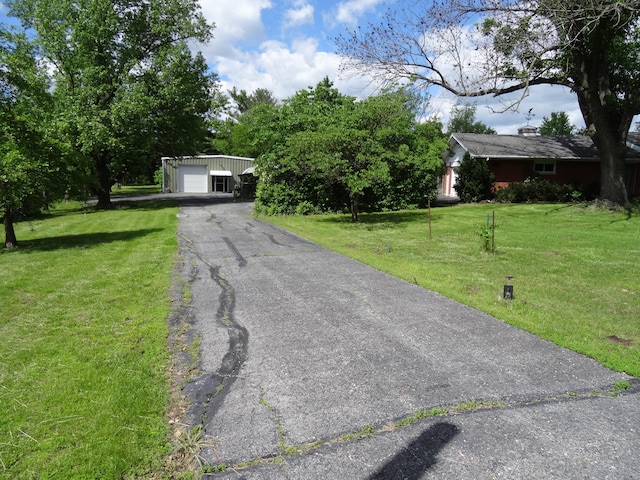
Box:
223;237;248;267
181;238;249;433
203;381;640;476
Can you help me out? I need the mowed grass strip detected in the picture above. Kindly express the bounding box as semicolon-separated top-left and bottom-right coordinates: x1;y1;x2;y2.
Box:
263;203;640;377
1;199;178;477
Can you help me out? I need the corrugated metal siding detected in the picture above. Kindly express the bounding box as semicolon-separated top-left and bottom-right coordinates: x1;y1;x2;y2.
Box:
163;156;254;193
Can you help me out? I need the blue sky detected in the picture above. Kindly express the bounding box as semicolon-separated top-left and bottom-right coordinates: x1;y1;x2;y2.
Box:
195;0;584;133
0;0;586;134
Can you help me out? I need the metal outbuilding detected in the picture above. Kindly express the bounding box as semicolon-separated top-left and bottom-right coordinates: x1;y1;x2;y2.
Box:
161;155;254;193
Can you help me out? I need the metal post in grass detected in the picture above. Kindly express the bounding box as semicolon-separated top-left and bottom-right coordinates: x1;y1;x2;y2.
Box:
492;210;495;252
428;198;432;241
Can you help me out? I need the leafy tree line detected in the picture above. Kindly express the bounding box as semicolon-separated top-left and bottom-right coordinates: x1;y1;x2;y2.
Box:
231;78;446;221
2;0;219;247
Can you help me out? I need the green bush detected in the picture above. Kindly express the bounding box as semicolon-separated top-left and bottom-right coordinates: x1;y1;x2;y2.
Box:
153;167;163;186
454;152;495;202
295;201;319;215
494;176;580;203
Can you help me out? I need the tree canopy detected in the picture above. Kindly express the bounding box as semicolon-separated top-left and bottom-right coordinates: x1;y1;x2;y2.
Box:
252;79;445;220
337;0;640;204
539;111;576;136
212;87;279;157
447;104;496;134
6;0;218;209
0;29;77;247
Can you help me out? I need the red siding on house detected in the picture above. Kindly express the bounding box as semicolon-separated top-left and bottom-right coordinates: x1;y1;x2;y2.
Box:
489;159;602;197
490;159;530;187
556;161;601;194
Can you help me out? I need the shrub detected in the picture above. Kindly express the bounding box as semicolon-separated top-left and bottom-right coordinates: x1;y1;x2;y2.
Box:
153;167;163;186
295;201;319;215
454;152;495;202
494;177;580;203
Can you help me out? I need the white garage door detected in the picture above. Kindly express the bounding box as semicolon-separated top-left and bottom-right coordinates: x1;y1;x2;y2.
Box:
178;165;208;193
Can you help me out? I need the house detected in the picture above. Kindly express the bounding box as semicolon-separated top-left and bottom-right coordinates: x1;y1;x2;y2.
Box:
161;155;254;193
441;130;640;199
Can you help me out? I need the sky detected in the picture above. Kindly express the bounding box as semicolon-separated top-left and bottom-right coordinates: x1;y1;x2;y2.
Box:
191;0;586;134
0;0;587;134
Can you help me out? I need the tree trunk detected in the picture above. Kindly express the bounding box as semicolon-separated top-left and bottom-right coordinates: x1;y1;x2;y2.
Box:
572;39;633;206
595;137;629;205
94;153;113;209
4;210;18;248
350;193;359;222
581;110;631;206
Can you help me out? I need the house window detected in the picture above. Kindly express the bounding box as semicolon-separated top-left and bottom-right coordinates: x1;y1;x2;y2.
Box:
534;161;556;174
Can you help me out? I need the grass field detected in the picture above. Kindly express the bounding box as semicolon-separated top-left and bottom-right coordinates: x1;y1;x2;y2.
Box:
0;198;179;477
263;203;640;377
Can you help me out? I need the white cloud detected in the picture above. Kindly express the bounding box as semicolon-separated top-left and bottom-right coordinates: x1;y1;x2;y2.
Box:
333;0;385;26
213;37;374;101
283;3;314;29
198;0;272;55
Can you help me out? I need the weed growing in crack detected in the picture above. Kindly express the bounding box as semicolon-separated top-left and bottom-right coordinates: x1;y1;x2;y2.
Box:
259;389;296;456
612;380;630;396
340;423;375;442
172;424;214;470
452;400;505;413
395;407;449;428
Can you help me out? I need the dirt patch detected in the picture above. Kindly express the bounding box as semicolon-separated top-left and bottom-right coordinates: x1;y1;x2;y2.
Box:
466;284;479;295
607;335;634;346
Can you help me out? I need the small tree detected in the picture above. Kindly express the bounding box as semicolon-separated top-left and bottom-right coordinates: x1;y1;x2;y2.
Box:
539;112;576;136
447;104;496;134
454;152;495;203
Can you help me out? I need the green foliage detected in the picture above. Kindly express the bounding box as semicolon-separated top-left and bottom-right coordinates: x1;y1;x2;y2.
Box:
447;104;496;134
612;380;631;396
228;87;278;115
154;166;163;186
494;177;580;203
253;79;444;219
212;88;280;157
0;27;80;247
479;213;495;253
539;112;576;136
5;0;218;207
454;152;496;202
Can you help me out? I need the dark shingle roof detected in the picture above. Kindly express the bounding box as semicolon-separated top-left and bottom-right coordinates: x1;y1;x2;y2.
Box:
451;132;640;160
451;133;599;159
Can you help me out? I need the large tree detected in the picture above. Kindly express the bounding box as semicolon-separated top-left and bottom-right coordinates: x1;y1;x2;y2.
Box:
337;0;640;204
0;28;75;248
253;79;443;220
6;0;215;208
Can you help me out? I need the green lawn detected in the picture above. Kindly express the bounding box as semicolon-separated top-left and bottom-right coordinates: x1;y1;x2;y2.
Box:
0;199;179;477
262;203;640;377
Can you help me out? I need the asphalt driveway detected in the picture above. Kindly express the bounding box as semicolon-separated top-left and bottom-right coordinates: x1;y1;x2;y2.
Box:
172;195;639;479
